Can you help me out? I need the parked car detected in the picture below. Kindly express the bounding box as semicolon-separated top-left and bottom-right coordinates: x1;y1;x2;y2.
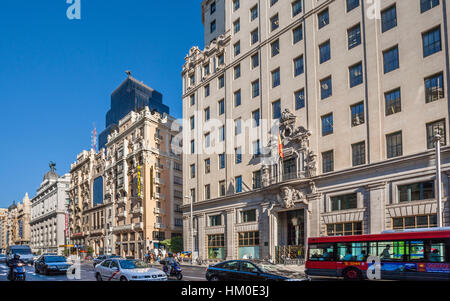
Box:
34;255;71;275
95;258;167;281
205;260;310;281
0;254;7;264
6;245;34;265
93;255;122;267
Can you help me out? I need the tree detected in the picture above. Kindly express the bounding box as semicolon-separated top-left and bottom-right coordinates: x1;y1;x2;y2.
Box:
161;236;183;253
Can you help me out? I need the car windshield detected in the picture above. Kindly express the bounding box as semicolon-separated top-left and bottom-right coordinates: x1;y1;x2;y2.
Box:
45;256;66;263
118;260;150;269
12;248;31;255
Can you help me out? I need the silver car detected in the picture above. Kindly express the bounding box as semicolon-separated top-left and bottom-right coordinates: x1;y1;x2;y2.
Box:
94;259;167;281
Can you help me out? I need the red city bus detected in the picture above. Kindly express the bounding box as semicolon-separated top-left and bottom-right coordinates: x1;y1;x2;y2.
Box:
305;228;450;280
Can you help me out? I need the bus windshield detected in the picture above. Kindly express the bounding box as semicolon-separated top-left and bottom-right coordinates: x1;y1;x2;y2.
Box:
12;247;32;255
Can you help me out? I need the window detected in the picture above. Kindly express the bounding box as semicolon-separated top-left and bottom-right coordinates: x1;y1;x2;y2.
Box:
204;158;211;174
190;116;195;130
319;40;331;64
381;5;397;32
204;185;211;200
272;68;280;88
347;0;359;12
190;140;195;154
421;0;440;13
393;215;437;230
318;8;329;29
271;39;280;57
233;0;240;11
292;0;302;17
219;153;226;169
425;73;444;103
190;164;195;179
331;193;357;211
238;231;259;247
234;89;241;107
385;88;401;116
210;2;216;14
252;110;260;127
190;75;195;86
386;131;402;158
327;222;362;236
423;26;442;58
272;100;281;119
235;147;242;164
234;64;241;79
348;24;361;49
351;102;365;126
234;41;241;56
349;63;363;87
295;89;305;110
219;181;226;196
251;28;259;45
218;99;225;115
204;64;210;76
204;84;210;97
293;25;303;44
235;119;242;135
235;176;243;193
383;46;399;73
270;0;278;6
241;209;256;223
204;107;210;121
218;75;224;89
210;20;216;33
219;126;225;142
320;76;332;99
190;189;196;203
253;140;261;156
208;234;224;259
270;14;279;31
251;5;258;21
190;94;195;106
322;150;334;173
210;215;221;227
234;19;240;33
218;53;224;65
322;113;333;136
399;181;435;202
427;119;446;149
253;171;262;189
352;142;366;166
251;53;259;69
252;80;260;98
294;56;304;77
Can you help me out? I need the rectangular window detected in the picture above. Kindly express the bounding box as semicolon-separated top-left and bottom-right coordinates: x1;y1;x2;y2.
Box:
190;94;195;106
272;68;281;88
386;131;402;158
385;88;402;116
319;40;331;64
251;5;258;21
210;215;222;227
235;176;243;193
234;90;241;107
270;14;279;31
219;153;226;169
322;113;333;136
322;150;334;173
253;140;261;156
349;63;363;87
234;19;240;33
218;99;225;115
398;181;435;202
347;0;359;12
251;53;259;69
190;164;195;179
219;181;226;196
421;0;440;13
427;119;446;149
205;185;211;200
235;119;242;135
204;133;211;148
190;116;195;130
234;41;241;56
210;20;216;33
425;73;444;103
295;89;305;110
327;222;362;236
235;147;242;164
252;80;260;98
251;28;259;45
218;53;224;65
253;171;262;189
331;193;357;211
383;46;399;73
348;24;361;49
381;5;397;32
292;0;302;17
241;210;256;223
393;215;437;230
210;2;216;14
272;100;281;120
219;126;225;142
321;76;332;99
352;142;366;166
234;64;241;79
204;158;211;174
271;39;280;57
351;102;365;127
318;8;329;29
204;84;210;97
252;110;260;128
233;0;240;11
190;189;196;203
294;56;304;77
208;234;224;259
204;107;210;121
293;25;303;44
218;75;224;88
190;140;195;154
423;27;442;57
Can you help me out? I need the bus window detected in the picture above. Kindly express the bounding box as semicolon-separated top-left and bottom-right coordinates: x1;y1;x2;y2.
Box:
308;244;334;261
337;243;367;261
409;241;424;261
428;241;446;262
378;241;408;261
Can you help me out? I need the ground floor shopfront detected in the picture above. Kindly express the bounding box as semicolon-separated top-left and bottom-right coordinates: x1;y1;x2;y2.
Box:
183;149;450;263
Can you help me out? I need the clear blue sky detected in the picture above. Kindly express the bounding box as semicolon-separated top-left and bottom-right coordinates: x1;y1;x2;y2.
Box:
0;0;204;207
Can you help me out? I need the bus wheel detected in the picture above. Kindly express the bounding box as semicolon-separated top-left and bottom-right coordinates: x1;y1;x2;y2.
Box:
343;268;362;281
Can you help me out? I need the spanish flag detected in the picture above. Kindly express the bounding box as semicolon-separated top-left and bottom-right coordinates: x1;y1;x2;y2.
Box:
278;133;284;159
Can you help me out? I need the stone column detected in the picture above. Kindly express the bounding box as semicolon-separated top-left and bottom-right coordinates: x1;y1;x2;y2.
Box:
268;207;278;262
307;193;322;238
225;209;235;260
366;182;387;234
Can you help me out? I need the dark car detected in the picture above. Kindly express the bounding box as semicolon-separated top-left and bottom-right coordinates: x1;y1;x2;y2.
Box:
34;255;71;275
205;260;309;281
0;254;7;264
93;255;121;267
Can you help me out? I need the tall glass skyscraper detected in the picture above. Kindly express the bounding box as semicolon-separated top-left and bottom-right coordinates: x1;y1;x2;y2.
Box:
98;74;170;149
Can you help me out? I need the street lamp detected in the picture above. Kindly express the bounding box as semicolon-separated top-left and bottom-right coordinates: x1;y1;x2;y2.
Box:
434;129;443;228
184;195;194;265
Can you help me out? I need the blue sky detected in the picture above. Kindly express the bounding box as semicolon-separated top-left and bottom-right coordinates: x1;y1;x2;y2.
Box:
0;0;204;207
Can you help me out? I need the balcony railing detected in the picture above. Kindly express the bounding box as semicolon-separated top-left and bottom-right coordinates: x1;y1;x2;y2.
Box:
131;207;143;215
154;207;165;214
154;223;165;229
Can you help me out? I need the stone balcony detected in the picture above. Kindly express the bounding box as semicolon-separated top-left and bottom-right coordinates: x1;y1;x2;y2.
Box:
131;207;143;215
154;223;165;229
113;224;134;233
154;207;165;214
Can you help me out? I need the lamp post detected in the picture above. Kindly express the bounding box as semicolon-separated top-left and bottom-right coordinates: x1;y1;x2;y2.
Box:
434;130;443;228
184;195;194;265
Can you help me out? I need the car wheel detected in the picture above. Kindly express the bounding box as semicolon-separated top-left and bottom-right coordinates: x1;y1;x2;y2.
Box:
120;276;128;281
96;273;103;281
44;268;49;276
343;268;362;281
210;276;220;281
176;273;183;281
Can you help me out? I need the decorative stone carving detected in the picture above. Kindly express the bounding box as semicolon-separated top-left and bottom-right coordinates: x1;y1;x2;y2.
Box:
277;186;307;209
305;151;317;178
309;181;318;194
262;165;271;188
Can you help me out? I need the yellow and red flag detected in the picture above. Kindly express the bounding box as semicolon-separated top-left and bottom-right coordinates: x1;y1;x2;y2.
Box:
278;133;284;159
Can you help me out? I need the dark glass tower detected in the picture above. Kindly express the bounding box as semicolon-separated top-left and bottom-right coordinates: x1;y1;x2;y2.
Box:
99;74;170;149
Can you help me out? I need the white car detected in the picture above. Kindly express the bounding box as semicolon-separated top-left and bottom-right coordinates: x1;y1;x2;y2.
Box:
94;258;167;281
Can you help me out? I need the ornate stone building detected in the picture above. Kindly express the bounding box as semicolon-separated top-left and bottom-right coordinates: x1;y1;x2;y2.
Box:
30;165;70;254
0;208;8;252
182;0;450;262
